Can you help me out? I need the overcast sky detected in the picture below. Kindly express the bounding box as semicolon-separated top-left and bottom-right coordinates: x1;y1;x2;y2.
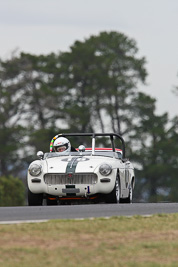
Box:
0;0;178;118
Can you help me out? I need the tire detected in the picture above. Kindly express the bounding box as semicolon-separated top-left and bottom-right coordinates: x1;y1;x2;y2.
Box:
105;175;120;203
120;183;133;204
28;188;43;206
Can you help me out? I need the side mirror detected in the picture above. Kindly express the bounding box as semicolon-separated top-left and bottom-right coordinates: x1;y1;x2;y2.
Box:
78;145;85;152
37;151;44;159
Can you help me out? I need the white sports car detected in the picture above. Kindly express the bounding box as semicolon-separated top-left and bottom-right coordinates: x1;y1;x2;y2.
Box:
27;133;135;205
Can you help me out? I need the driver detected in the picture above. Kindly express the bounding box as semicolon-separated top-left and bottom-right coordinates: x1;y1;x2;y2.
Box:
53;137;71;153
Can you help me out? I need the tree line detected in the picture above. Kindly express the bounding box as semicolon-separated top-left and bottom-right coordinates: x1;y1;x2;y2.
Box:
0;31;178;204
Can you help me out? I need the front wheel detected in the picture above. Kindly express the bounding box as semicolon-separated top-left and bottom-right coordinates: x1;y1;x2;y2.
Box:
105;175;120;203
120;183;133;204
28;188;43;206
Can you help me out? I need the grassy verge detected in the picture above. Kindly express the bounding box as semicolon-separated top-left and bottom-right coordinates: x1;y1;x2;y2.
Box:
0;213;178;267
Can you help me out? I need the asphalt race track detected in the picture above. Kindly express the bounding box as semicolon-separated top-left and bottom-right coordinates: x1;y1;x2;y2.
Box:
0;203;178;223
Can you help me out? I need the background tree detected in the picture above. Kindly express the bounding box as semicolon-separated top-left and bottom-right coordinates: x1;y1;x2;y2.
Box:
0;52;67;170
18;52;76;154
130;92;178;202
0;56;26;176
55;31;147;134
168;86;178;200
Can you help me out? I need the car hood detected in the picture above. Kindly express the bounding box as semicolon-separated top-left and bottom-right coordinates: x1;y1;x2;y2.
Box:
45;155;117;173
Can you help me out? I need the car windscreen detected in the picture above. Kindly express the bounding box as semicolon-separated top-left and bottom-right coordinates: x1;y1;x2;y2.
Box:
44;151;122;159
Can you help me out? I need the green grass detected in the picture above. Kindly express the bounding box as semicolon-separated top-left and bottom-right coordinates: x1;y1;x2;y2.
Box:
0;213;178;267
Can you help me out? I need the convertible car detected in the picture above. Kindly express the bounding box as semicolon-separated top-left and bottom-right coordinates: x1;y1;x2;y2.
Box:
27;133;135;205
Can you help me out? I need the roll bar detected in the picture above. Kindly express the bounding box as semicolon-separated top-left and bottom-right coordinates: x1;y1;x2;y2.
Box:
56;133;126;158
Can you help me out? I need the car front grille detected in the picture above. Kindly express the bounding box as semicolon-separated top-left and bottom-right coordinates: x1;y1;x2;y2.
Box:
44;173;98;185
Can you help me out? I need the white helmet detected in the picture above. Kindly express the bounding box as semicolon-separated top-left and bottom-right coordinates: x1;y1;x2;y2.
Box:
53;137;71;153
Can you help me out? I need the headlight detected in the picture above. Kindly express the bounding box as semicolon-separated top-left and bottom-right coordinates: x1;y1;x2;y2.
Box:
99;164;112;176
29;164;42;176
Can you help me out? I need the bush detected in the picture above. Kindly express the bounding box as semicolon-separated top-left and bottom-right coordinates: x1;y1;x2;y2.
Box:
0;175;25;206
